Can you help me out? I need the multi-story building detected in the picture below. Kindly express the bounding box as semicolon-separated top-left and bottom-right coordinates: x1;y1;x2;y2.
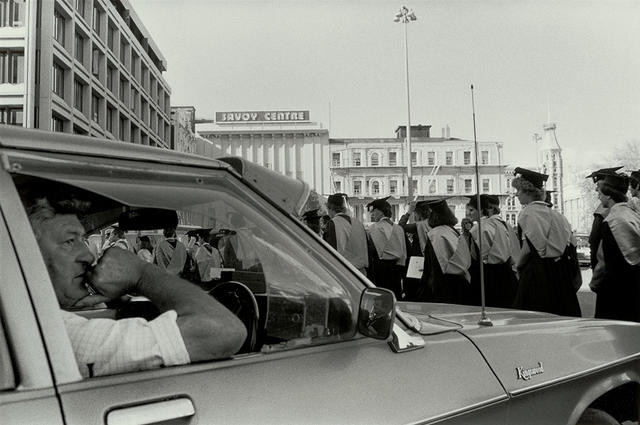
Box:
0;0;171;147
330;125;509;222
197;110;332;195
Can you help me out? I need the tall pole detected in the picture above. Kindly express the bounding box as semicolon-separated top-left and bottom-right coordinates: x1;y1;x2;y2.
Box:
403;20;412;200
394;6;417;203
471;84;492;327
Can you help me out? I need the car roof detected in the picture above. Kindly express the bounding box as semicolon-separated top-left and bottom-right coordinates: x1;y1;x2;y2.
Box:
0;125;231;170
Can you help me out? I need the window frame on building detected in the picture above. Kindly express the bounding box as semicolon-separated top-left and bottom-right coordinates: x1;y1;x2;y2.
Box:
389;152;397;167
464;178;472;193
352;152;361;167
446;178;454;194
73;79;84;112
481;150;489;165
0;105;23;125
353;180;362;195
54;9;66;47
482;178;490;193
371;152;379;167
445;151;453;166
0;49;24;84
0;0;25;27
91;93;99;123
427;151;435;166
331;152;340;167
52;62;65;98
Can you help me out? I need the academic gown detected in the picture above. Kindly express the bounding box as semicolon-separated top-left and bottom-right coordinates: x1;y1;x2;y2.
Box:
366;218;407;300
420;225;471;304
468;215;520;308
590;202;640;322
513;202;581;317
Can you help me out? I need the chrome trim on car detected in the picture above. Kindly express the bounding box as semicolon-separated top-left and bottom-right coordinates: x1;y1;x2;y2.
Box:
402;395;509;425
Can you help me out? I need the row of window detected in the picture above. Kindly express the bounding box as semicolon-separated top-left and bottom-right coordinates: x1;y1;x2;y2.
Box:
0;0;25;28
51;109;168;147
335;178;492;196
0;50;24;84
56;4;169;113
332;150;491;167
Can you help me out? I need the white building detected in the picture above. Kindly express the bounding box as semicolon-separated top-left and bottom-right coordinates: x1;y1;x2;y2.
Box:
330;125;510;223
197;110;332;196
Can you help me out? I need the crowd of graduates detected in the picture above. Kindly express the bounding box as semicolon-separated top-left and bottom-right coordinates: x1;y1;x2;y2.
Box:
301;166;640;321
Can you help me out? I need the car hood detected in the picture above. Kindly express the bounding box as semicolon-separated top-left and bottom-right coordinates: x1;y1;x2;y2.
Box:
398;302;640;394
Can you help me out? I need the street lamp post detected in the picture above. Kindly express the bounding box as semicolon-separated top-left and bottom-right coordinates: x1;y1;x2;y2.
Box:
394;6;417;202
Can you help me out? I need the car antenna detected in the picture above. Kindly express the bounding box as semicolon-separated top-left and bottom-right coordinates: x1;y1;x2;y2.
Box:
471;84;493;327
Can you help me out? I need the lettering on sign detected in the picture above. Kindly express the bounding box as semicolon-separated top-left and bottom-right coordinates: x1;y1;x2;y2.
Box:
515;362;544;381
215;111;309;123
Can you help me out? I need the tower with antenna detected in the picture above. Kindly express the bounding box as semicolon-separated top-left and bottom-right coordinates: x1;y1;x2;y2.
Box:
536;120;564;214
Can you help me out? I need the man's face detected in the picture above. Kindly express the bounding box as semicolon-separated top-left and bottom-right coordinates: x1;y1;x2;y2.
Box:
36;214;95;308
596;185;612;208
466;205;479;221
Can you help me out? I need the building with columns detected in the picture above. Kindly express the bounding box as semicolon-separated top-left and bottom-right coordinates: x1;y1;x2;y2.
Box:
330;125;510;223
197;110;332;195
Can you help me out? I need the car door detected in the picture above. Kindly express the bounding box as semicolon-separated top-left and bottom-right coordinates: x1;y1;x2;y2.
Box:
2;150;507;424
0;205;65;424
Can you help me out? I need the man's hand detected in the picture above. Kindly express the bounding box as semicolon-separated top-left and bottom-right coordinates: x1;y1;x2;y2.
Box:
86;247;148;299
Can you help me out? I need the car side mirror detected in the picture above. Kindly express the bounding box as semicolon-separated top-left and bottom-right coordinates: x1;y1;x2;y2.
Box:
357;288;396;340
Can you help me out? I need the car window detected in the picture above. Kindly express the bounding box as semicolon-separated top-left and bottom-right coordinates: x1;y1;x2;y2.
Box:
13;169;361;358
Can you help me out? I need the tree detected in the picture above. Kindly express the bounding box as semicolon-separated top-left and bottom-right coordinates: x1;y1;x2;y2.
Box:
607;139;640;170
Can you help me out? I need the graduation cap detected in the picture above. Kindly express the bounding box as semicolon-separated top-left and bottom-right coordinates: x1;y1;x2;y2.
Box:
585;166;624;183
480;194;500;209
327;193;348;209
366;196;391;211
514;167;548;189
600;172;629;195
423;198;451;216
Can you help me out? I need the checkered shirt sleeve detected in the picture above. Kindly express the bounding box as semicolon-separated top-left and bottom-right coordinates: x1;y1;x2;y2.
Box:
60;309;190;378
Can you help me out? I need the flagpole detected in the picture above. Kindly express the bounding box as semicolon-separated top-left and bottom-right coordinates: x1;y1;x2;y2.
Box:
471;84;492;327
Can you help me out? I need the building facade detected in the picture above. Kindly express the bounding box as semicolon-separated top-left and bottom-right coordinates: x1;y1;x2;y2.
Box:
197;110;332;196
330;125;510;223
0;0;171;147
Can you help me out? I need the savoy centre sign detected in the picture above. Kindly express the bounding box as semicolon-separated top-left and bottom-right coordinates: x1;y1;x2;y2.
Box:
216;110;310;123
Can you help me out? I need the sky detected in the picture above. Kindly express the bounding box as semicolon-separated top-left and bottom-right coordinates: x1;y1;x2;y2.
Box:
129;0;640;171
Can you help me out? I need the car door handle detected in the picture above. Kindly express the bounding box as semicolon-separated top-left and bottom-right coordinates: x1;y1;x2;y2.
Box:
106;397;195;425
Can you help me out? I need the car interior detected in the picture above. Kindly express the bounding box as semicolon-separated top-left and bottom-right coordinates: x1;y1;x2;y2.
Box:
12;173;359;362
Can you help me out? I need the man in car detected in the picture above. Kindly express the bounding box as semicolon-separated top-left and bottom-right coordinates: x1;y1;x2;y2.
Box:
25;191;247;378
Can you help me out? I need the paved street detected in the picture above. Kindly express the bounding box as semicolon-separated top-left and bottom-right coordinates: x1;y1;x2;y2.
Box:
577;267;596;318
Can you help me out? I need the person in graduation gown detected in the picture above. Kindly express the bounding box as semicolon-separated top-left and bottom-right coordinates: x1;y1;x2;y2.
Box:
511;167;581;317
365;197;407;300
586;167;623;270
628;169;640;213
461;196;482;305
192;229;224;282
301;208;322;235
590;172;640;322
419;199;471;304
154;227;188;276
398;201;431;301
323;193;369;275
467;194;520;308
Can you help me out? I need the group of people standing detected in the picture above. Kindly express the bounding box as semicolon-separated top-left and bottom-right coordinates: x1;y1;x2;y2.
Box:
301;165;640;321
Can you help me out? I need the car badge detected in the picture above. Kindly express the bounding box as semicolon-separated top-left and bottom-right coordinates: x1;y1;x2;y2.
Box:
516;362;544;381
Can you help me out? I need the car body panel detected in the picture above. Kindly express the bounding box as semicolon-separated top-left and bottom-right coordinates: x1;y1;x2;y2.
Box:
56;335;507;425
